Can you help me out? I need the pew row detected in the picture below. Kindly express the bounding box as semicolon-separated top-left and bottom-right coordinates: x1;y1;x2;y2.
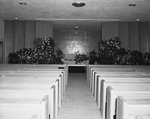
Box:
117;96;150;119
0;64;68;85
0;95;49;119
135;116;144;119
0;71;65;101
86;65;150;83
91;70;150;94
106;84;150;119
96;74;150;109
0;77;59;119
0;69;67;87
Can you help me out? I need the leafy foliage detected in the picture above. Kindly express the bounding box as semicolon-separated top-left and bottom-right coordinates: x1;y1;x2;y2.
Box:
74;51;89;64
89;50;97;64
98;37;150;65
98;37;121;64
8;37;64;64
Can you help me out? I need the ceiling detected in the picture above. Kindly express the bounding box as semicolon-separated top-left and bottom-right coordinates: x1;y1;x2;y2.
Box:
0;0;150;30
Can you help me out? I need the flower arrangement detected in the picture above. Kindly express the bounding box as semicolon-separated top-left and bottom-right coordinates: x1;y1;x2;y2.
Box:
144;52;150;65
98;37;121;64
98;37;150;65
74;51;89;64
89;50;97;64
8;37;64;64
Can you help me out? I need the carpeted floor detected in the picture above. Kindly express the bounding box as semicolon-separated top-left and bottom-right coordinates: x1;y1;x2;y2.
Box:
58;73;102;119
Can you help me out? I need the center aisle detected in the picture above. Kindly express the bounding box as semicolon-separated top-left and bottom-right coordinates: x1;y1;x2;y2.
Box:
58;73;102;119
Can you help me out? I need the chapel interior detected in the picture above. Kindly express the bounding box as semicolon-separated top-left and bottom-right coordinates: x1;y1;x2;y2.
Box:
0;1;150;119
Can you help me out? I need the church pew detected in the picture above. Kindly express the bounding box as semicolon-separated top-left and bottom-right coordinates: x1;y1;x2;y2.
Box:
106;86;150;119
0;79;58;119
101;81;150;119
0;89;54;119
116;97;150;119
18;68;68;85
0;65;68;119
0;64;68;85
0;76;61;108
87;65;150;84
88;66;150;100
98;77;150;104
96;76;150;108
92;70;150;94
0;69;67;86
0;95;49;119
105;84;150;119
91;69;150;93
88;67;150;105
0;76;61;107
94;73;150;108
135;116;144;119
0;71;65;101
86;65;150;83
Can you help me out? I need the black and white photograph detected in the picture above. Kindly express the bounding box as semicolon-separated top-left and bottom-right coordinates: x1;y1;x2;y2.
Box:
0;0;150;119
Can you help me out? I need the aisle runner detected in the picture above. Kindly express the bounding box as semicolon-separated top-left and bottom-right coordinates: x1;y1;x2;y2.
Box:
58;73;102;119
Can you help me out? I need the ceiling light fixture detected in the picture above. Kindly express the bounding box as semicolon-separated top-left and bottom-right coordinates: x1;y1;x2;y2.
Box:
75;26;79;29
15;17;18;20
128;3;136;6
19;2;27;5
136;19;140;21
72;2;85;7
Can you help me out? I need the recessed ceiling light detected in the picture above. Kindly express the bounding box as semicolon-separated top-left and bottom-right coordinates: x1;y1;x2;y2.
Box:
19;2;27;5
15;17;18;20
75;26;79;29
128;3;136;6
72;2;85;7
136;19;140;21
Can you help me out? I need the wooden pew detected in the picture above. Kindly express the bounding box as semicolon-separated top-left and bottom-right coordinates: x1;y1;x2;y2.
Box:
0;64;68;85
92;71;149;93
88;65;150;85
0;95;49;119
105;84;150;119
95;74;150;109
101;81;150;119
0;77;59;119
116;96;150;119
91;69;150;93
135;116;144;119
0;64;67;119
0;71;65;101
0;70;66;86
87;65;150;83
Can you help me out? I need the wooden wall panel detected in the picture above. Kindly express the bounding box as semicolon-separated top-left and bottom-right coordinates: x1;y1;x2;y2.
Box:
119;22;129;49
0;19;4;42
139;22;149;53
36;21;52;38
15;20;25;51
25;21;35;48
0;19;4;63
149;22;150;52
5;20;15;63
102;22;119;40
129;22;139;50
